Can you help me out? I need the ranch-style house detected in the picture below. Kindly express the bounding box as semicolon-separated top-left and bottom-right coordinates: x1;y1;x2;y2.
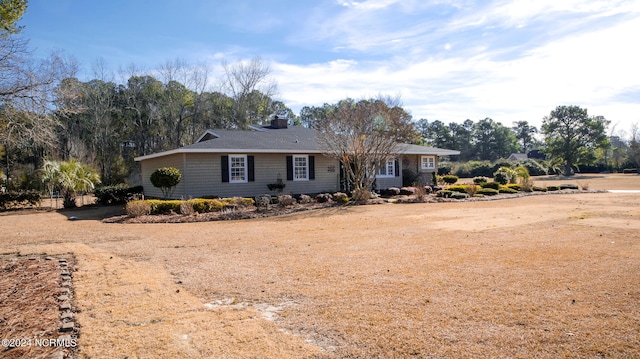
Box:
134;118;460;199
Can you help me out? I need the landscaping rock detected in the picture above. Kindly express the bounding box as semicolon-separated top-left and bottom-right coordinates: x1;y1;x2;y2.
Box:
400;187;416;195
380;187;400;197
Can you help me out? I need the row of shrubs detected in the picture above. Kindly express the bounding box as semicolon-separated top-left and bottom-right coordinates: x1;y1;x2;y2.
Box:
436;182;581;199
440;159;550;178
126;197;256;216
94;185;144;205
125;192;353;217
0;191;42;210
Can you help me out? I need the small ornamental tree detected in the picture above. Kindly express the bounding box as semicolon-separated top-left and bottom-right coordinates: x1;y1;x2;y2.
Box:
150;167;182;199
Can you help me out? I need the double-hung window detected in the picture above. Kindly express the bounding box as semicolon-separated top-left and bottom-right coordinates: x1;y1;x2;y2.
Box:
421;156;435;170
229;155;247;183
293;155;308;181
377;159;395;178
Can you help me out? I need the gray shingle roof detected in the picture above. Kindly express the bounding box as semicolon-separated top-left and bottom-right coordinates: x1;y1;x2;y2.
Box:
185;126;320;152
134;126;460;161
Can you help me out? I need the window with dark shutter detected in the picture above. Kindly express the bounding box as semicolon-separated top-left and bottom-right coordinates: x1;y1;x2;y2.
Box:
395;159;400;177
309;155;315;180
286;156;293;181
221;155;229;182
248;156;255;182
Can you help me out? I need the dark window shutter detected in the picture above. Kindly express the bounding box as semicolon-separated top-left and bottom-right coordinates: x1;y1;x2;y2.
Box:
286;156;293;181
394;159;400;177
248;156;255;182
221;155;229;182
309;156;315;180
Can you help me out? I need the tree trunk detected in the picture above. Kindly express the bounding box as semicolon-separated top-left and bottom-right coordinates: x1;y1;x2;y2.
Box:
564;162;573;177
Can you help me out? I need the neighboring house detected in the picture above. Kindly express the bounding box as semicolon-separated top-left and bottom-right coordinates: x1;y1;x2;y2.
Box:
508;153;528;161
134;119;460;199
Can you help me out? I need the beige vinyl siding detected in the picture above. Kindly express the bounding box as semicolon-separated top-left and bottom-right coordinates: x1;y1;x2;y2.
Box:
403;154;436;185
221;153;339;198
140;154;185;199
141;152;341;199
181;153;217;198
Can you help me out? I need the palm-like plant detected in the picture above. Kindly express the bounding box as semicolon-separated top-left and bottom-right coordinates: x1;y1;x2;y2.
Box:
41;159;101;208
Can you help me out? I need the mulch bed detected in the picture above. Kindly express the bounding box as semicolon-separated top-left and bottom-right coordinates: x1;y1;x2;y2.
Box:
103;202;338;224
103;189;601;224
0;254;78;359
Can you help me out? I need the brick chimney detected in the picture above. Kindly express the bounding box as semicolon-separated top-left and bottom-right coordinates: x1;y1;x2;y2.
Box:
270;115;288;129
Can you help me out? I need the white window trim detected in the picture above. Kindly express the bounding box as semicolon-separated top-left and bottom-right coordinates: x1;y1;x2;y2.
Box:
229;154;248;183
376;159;395;178
421;155;436;170
293;155;309;181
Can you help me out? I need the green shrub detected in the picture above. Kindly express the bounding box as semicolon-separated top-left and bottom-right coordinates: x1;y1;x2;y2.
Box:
498;187;518;194
494;171;510;185
481;182;501;190
447;185;468;193
442;175;458;185
506;183;521;191
533;186;547;192
436;190;452;198
452;161;493;178
473;176;489;184
150;167;181;199
333;192;350;204
94;184;144;204
492;159;513;172
547;185;560;191
0;190;41;210
437;164;452;176
130;197;253;215
148;199;181;214
559;184;579;190
189;198;224;213
477;188;499;196
517;159;548;176
220;197;255;207
450;192;469;199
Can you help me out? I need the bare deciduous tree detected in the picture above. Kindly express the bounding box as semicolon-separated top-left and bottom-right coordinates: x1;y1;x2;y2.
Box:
222;56;277;128
1;30;78;176
313;97;416;201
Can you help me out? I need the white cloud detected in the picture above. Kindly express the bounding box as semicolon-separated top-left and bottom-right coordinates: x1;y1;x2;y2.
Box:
273;1;640;129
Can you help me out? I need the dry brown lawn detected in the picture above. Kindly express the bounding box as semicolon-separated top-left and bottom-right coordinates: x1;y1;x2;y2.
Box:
1;174;639;358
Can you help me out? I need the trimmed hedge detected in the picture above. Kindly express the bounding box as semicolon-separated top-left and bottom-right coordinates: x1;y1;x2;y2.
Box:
498;187;518;194
126;197;255;216
477;188;499;196
446;185;468;193
473;176;489;184
94;185;144;204
0;191;41;210
480;182;501;190
441;175;459;185
450;192;469;199
559;184;579;190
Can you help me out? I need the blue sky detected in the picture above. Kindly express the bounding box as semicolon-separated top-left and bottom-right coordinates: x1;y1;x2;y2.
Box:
20;0;640;134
